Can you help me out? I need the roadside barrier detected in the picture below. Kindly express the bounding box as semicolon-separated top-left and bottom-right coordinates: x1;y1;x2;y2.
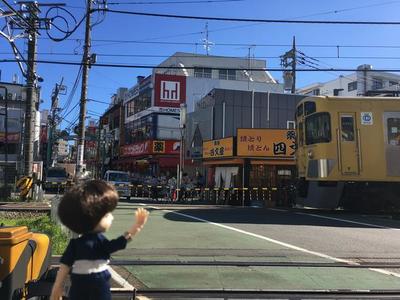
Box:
113;184;295;207
16;176;34;198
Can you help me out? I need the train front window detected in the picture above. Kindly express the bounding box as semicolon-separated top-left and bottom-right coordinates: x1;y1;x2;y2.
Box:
341;116;355;141
387;118;400;146
296;104;304;118
305;112;331;145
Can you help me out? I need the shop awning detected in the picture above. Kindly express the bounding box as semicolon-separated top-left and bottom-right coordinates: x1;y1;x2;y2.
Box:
158;157;179;167
250;159;295;165
203;158;244;165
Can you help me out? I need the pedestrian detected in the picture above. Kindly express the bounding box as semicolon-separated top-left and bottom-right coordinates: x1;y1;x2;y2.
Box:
50;180;149;300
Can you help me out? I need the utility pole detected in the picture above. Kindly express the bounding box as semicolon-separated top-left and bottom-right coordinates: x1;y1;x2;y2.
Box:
280;36;297;94
0;86;9;195
76;0;92;177
47;78;64;168
291;36;296;94
23;1;39;177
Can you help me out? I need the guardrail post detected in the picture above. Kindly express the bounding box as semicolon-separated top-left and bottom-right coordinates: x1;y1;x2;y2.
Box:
242;187;248;207
262;188;268;207
213;188;219;204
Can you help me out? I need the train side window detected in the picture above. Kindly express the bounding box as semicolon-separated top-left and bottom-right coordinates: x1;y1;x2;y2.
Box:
387;118;400;146
296;104;304;117
304;101;316;116
341;116;355;141
298;122;304;146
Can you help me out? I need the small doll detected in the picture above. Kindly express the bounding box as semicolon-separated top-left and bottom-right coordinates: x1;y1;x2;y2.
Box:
50;179;149;300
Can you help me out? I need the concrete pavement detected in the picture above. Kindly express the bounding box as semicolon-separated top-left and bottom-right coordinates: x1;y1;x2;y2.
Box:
105;202;400;291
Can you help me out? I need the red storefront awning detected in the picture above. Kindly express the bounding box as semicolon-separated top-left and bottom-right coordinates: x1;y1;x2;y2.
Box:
158;157;179;167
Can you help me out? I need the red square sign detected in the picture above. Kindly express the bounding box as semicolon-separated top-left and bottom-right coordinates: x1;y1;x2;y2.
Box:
154;74;186;107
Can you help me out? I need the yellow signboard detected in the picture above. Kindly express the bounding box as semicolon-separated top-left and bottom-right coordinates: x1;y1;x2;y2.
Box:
203;137;234;159
237;129;296;157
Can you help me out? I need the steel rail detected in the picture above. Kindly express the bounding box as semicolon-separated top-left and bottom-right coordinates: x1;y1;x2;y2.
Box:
135;288;400;299
49;257;400;269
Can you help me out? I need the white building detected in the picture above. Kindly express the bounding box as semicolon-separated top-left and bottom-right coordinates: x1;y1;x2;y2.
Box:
154;52;283;112
298;64;400;97
55;138;69;159
116;52;284;175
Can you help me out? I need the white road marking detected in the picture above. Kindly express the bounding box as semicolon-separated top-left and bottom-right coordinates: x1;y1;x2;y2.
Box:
268;208;288;212
145;205;400;278
294;211;400;230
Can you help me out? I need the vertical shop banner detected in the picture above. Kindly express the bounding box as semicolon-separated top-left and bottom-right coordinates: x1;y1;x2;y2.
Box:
203;137;234;158
237;129;296;158
154;74;186;107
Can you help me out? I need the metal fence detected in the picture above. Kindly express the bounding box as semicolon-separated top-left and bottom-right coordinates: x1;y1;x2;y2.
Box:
115;184;296;207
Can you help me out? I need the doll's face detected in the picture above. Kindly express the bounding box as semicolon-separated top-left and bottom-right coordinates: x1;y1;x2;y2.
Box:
94;212;114;232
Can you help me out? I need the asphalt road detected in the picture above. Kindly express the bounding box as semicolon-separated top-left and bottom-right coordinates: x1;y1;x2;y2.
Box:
105;201;400;293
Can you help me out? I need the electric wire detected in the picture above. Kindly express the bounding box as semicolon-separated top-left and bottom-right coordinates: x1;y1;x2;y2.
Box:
3;58;400;72
6;51;400;61
99;8;400;25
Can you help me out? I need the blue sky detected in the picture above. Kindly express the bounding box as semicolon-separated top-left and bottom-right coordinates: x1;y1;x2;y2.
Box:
1;0;400;130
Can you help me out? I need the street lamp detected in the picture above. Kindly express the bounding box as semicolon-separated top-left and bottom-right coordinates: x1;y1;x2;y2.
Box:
178;103;187;198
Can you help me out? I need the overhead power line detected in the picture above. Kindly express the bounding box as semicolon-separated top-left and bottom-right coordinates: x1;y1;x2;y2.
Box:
2;58;400;72
37;36;400;49
99;9;400;25
5;51;400;61
108;0;244;4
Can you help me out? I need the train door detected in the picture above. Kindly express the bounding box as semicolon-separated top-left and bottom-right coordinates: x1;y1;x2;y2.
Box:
383;112;400;176
338;113;359;175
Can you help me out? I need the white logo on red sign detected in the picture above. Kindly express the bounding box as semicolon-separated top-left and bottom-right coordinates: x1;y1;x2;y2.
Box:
160;81;180;101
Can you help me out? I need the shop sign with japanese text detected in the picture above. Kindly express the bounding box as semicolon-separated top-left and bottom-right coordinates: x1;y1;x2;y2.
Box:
121;141;151;157
203;137;234;159
0;132;20;143
237;129;296;158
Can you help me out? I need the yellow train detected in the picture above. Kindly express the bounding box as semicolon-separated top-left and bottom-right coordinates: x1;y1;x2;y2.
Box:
295;96;400;211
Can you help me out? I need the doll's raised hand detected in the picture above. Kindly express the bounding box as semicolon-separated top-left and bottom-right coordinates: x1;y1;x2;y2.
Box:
125;208;149;239
135;207;149;227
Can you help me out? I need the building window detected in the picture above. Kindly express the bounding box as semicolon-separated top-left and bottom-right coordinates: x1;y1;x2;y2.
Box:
0;143;17;155
312;89;320;95
389;81;398;86
348;81;357;92
287;121;296;129
372;78;383;90
127;100;135;117
219;69;236;80
194;68;212;78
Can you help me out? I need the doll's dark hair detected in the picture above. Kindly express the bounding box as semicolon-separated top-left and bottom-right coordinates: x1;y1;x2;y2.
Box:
58;180;119;234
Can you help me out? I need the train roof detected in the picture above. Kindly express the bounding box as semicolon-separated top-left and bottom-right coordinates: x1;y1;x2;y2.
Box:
298;95;400;104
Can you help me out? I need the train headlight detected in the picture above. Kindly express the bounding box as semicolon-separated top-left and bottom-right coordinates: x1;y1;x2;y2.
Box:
307;150;314;159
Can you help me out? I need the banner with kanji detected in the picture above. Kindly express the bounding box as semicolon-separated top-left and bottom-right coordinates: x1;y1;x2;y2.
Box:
237;129;296;158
